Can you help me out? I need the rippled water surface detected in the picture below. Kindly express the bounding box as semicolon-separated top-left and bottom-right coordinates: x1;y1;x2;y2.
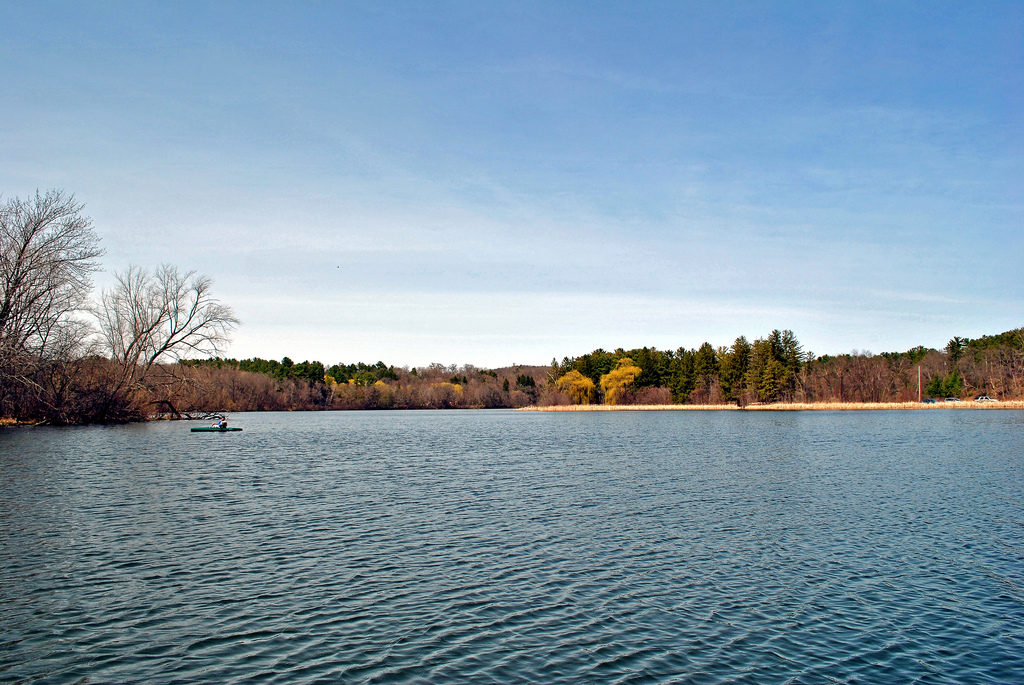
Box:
2;410;1023;683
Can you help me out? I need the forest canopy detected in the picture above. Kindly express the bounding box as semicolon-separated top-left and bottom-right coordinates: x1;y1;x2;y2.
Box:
141;325;1024;415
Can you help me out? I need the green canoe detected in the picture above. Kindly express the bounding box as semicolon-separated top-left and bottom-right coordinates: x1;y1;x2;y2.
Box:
191;426;243;432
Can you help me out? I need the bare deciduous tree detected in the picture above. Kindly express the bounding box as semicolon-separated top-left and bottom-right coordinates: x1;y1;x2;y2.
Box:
96;264;240;395
0;190;103;379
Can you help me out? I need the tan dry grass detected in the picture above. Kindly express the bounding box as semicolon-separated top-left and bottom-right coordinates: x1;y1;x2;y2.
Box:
746;400;1024;410
522;404;737;412
523;400;1024;412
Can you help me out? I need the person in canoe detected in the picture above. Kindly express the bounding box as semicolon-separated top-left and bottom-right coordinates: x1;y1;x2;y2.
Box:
212;417;228;429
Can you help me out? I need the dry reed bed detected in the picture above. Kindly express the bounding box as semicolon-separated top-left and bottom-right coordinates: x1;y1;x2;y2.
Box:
524;400;1024;412
523;404;736;412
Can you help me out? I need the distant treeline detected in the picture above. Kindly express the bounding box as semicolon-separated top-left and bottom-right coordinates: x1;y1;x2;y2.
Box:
151;326;1024;414
6;326;1024;422
160;360;547;412
183;357;328;385
552;328;1024;405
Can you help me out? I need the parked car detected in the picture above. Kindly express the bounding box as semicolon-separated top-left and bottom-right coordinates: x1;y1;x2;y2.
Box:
974;395;997;402
922;398;937;404
944;397;961;402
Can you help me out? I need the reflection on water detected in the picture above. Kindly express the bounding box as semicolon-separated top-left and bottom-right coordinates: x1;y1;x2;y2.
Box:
2;410;1023;683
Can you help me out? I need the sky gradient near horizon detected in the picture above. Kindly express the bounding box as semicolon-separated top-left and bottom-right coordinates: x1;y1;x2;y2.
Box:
2;2;1022;367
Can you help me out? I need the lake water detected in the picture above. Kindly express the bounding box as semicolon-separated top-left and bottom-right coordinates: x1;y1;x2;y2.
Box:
1;409;1022;683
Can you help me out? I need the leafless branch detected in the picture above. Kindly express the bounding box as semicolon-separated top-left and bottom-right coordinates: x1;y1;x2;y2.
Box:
0;189;102;376
96;263;240;393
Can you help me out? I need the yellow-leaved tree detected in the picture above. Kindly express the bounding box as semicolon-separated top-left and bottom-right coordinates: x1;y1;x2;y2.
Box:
556;369;597;405
600;357;642;405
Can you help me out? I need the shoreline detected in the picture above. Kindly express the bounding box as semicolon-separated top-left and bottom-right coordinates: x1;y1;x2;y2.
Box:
6;401;1024;425
521;400;1024;412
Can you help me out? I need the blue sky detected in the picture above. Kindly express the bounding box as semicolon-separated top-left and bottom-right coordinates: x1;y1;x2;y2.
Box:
2;2;1021;366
